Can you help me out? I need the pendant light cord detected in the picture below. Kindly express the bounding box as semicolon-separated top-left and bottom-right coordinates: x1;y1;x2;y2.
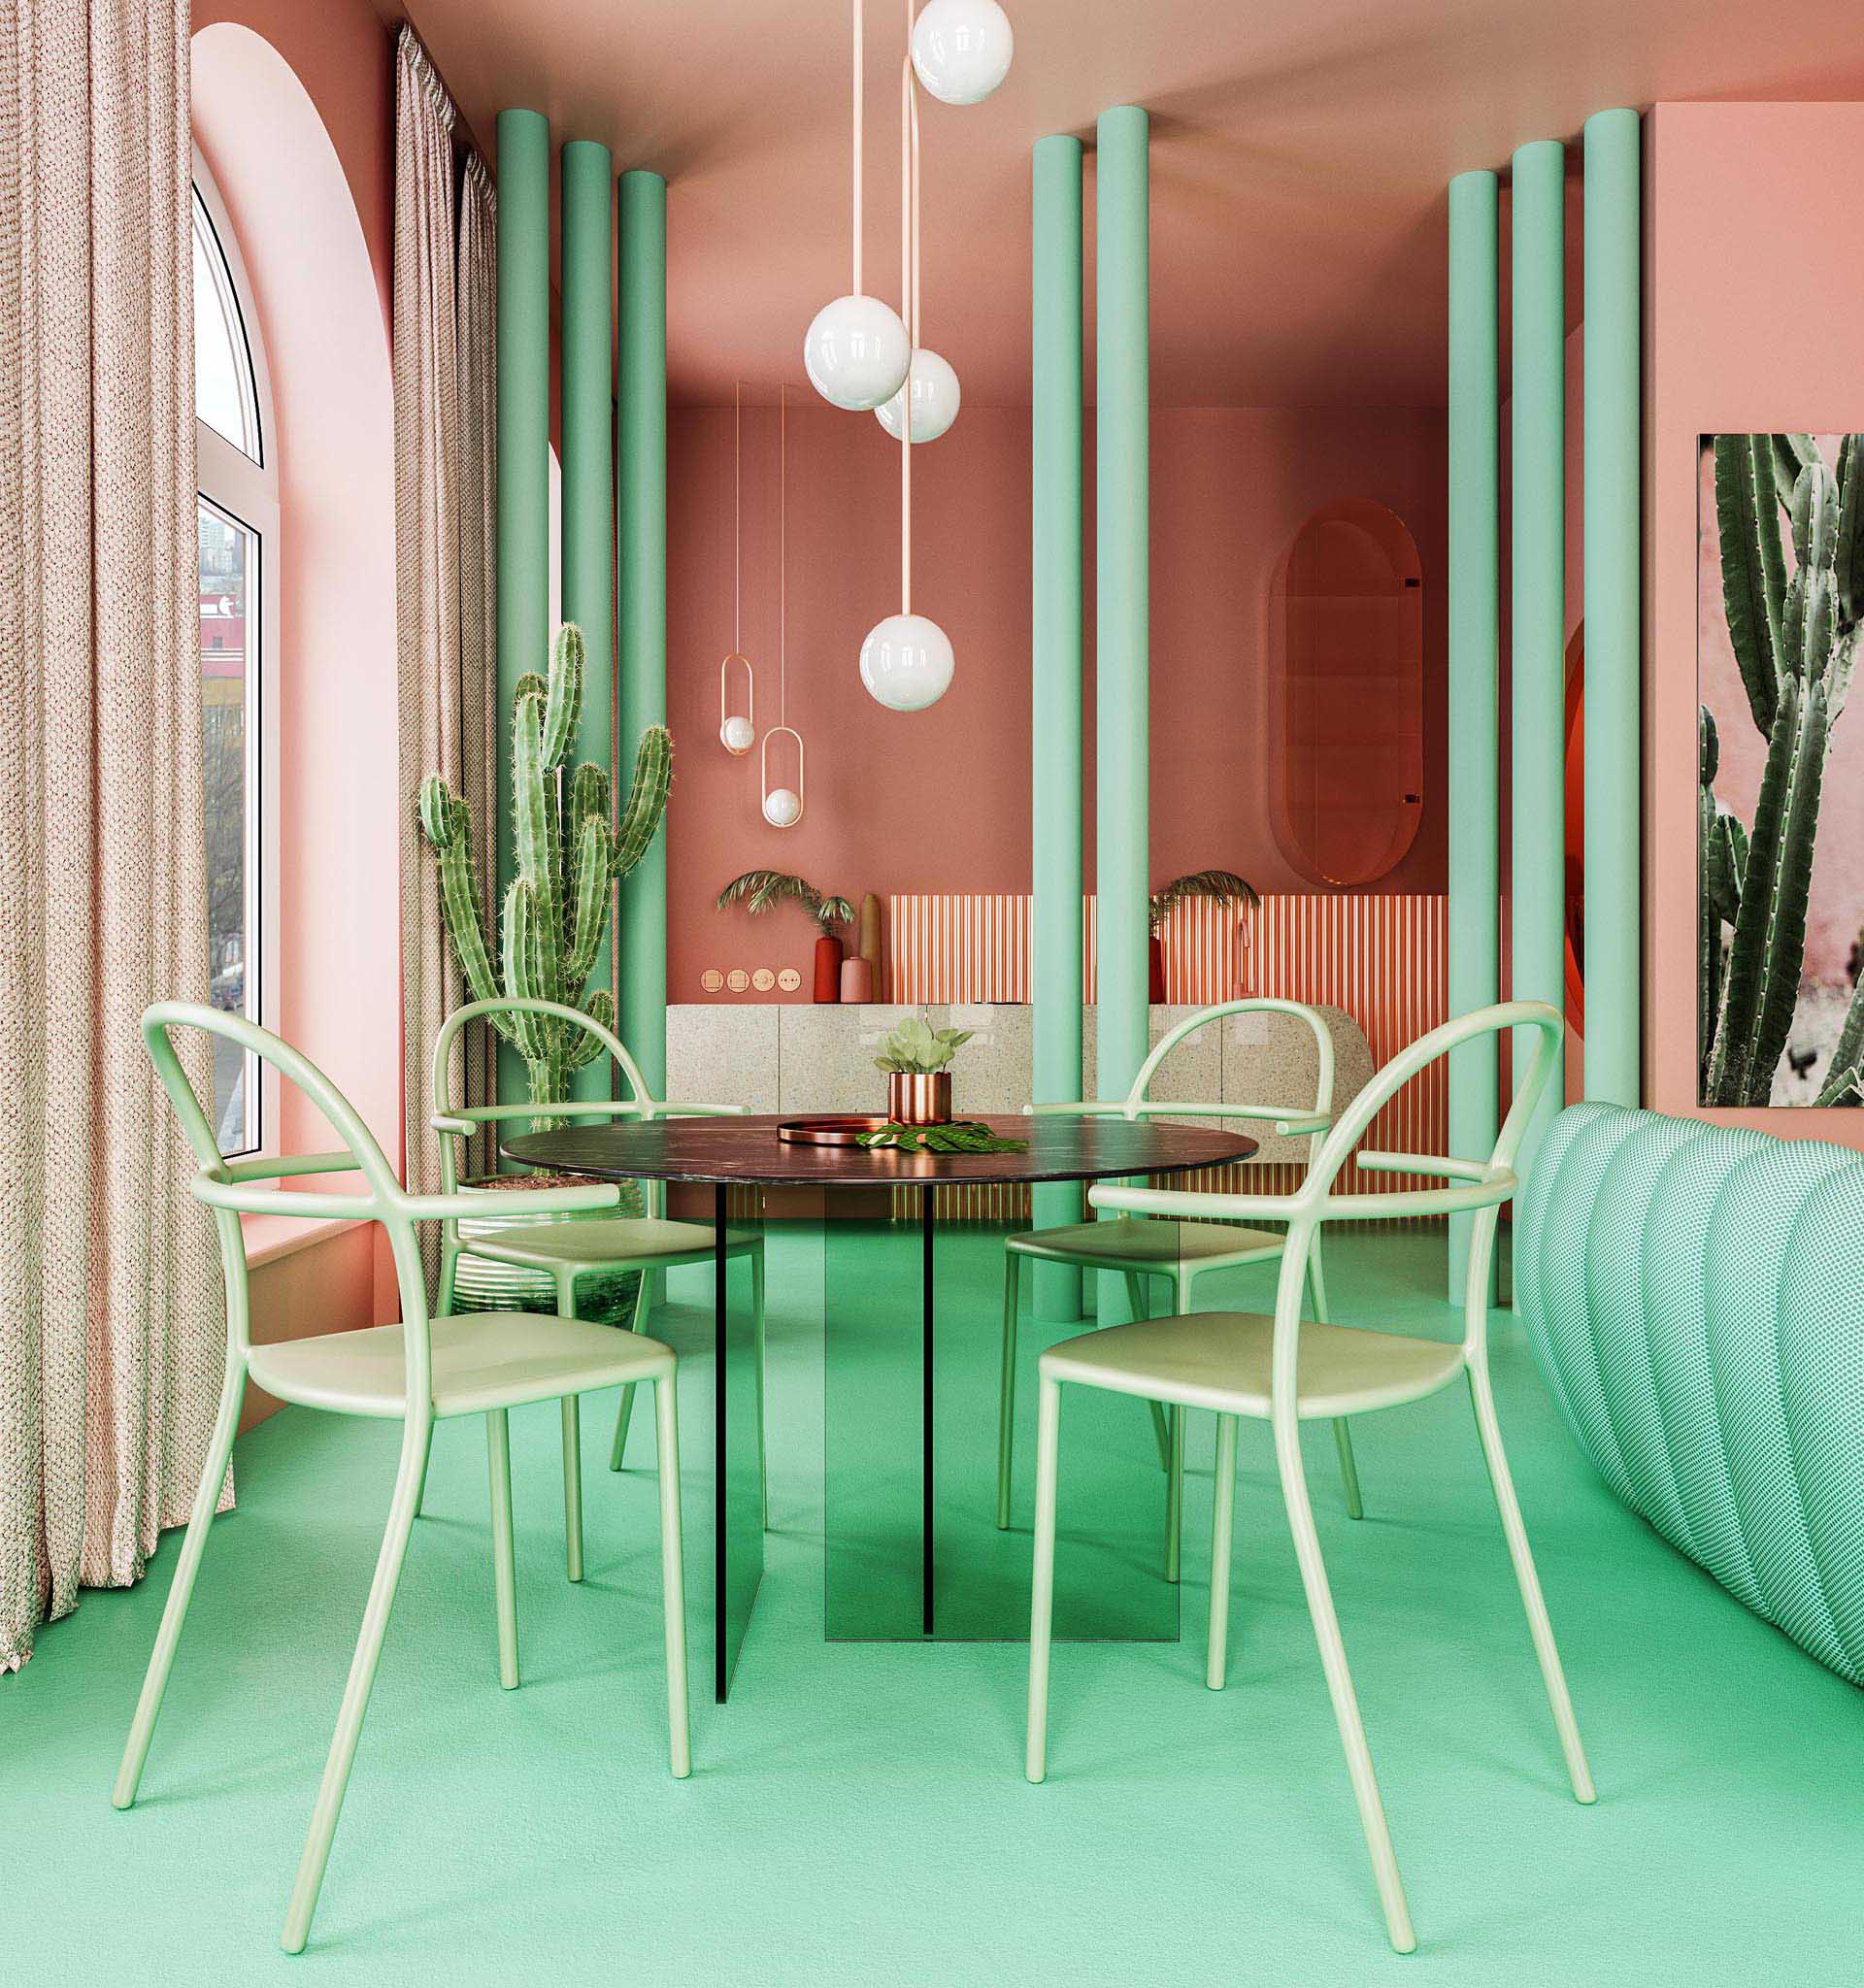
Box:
851;0;864;296
898;12;919;615
779;383;787;728
732;380;743;651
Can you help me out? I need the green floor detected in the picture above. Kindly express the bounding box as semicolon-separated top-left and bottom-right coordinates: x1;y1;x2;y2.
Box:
7;1230;1860;1984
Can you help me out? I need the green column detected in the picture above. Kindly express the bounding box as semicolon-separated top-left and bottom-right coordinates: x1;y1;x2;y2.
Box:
616;169;668;1097
1511;139;1566;1177
1031;134;1084;1322
561;139;615;1104
1448;169;1499;1297
495;108;550;1111
1583;109;1642;1106
1095;106;1149;1325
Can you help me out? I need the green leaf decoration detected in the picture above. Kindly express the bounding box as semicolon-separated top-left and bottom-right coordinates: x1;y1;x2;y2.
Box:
857;1120;1028;1154
1147;868;1260;938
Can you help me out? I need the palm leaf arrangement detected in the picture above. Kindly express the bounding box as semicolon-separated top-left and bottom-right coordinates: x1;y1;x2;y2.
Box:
716;870;853;936
1148;869;1259;939
1700;432;1864;1106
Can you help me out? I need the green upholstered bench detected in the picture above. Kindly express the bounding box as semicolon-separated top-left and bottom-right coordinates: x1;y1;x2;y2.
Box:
1514;1102;1864;1687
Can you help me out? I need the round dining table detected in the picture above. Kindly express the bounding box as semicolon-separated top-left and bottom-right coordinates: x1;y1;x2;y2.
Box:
504;1112;1259;1701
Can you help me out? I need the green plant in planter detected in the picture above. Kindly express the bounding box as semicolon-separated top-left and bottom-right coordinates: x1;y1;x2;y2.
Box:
418;623;673;1129
417;623;671;1323
874;1012;973;1075
1148;869;1259;937
716;870;853;935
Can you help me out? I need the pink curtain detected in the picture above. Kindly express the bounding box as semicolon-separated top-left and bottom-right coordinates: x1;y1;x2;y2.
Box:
0;0;222;1670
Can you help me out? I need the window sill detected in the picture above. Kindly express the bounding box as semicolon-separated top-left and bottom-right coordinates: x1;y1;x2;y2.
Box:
241;1208;369;1270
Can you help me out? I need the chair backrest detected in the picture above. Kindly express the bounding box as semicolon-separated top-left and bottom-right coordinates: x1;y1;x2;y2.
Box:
1273;999;1564;1364
144;1001;432;1378
1125;997;1335;1174
430;995;653;1198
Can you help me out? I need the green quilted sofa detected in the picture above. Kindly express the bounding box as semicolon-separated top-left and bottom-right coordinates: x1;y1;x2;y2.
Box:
1514;1102;1864;1687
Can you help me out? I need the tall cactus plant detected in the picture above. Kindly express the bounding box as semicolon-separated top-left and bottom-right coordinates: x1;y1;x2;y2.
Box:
418;623;673;1126
1700;435;1864;1105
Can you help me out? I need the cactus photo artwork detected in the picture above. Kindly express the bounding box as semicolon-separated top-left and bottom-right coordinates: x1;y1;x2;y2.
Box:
1698;433;1864;1106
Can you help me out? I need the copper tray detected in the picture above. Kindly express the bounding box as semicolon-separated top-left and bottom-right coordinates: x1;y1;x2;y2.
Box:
776;1115;892;1147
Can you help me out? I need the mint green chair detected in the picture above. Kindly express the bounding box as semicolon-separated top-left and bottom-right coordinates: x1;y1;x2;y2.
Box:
431;996;767;1542
1003;997;1352;1577
1024;1002;1593;1954
116;1003;690;1955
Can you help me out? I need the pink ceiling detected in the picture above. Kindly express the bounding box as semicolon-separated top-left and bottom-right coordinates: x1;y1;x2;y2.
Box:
396;0;1864;409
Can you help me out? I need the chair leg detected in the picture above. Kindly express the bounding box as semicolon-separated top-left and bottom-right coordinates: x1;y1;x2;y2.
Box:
1306;1240;1364;1520
1207;1412;1239;1690
279;1412;431;1955
1163;1275;1193;1578
1025;1373;1063;1784
554;1269;583;1582
610;1263;654;1473
1126;1271;1174;1471
1273;1414;1415;1954
996;1249;1021;1529
1466;1363;1596;1804
113;1356;246;1811
1332;1421;1364;1522
413;1421;436;1520
486;1409;519;1691
652;1373;692;1779
560;1397;584;1585
1165;1407;1186;1584
752;1242;768;1530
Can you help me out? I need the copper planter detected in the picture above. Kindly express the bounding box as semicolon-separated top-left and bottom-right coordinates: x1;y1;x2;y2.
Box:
886;1071;952;1125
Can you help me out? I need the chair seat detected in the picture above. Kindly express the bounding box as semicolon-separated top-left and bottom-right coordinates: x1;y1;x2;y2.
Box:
1007;1215;1282;1269
247;1310;674;1421
1040;1309;1466;1420
461;1216;759;1270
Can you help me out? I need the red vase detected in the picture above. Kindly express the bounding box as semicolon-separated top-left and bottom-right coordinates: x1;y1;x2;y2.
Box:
1148;934;1166;1003
814;933;844;1003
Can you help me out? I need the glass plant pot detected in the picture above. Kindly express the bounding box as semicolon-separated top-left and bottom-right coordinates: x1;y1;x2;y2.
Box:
886;1072;952;1125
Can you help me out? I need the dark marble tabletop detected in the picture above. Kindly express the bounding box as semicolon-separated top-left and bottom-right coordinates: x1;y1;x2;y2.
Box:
502;1112;1258;1188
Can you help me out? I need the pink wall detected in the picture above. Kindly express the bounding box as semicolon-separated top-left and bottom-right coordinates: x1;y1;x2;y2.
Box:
191;3;404;1405
667;404;1448;999
1647;102;1864;1143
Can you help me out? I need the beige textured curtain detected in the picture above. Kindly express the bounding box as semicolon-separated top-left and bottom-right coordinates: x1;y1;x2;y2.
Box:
455;153;498;1181
0;0;223;1671
395;29;498;1246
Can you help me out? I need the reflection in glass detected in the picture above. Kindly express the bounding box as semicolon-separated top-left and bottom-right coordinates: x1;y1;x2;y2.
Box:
198;500;257;1153
191;191;259;461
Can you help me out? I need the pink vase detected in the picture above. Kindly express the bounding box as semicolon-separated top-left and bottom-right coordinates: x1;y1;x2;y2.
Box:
840;956;874;1004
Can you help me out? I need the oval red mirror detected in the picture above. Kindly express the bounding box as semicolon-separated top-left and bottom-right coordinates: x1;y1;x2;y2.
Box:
1267;500;1425;887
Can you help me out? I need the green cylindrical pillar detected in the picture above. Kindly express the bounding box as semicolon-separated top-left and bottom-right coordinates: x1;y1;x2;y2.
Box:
495;108;551;1111
561;139;616;1104
1448;169;1500;1298
1031;133;1085;1322
1095;107;1149;1324
1510;139;1566;1176
1583;109;1642;1107
616;169;668;1099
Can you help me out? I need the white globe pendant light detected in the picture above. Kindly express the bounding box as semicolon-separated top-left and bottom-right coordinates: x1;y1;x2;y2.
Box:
876;348;961;443
910;0;1014;106
860;612;954;711
806;2;912;412
761;388;808;825
720;712;755;755
804;294;911;411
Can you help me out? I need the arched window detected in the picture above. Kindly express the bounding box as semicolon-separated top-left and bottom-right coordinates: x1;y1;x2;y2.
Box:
192;152;278;1155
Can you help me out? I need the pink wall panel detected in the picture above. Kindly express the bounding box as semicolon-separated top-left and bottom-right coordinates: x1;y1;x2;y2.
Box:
667;404;1448;1005
1646;103;1864;1146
